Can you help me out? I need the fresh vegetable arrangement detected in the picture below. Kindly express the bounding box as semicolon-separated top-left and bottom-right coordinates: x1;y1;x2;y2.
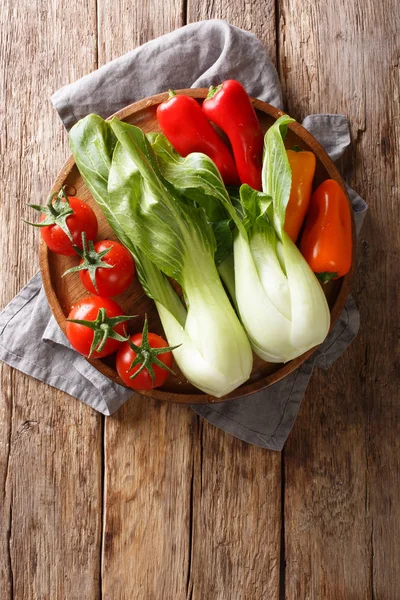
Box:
150;116;330;363
32;81;353;397
69;115;253;397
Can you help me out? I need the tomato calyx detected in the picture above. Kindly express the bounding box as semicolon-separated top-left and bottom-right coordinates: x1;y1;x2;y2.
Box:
63;232;114;293
128;317;180;384
25;187;74;241
67;307;135;357
316;271;338;284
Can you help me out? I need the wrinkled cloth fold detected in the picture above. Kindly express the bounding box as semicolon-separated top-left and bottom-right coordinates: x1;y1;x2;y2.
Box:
0;19;367;449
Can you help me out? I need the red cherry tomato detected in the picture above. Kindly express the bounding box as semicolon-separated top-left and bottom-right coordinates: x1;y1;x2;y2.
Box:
41;196;98;256
66;296;130;358
116;330;174;390
79;240;135;297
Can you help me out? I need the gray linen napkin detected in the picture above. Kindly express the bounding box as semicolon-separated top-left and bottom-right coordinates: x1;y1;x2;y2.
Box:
0;20;367;450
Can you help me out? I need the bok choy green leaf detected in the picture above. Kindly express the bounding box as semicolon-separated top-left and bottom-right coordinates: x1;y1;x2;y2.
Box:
149;133;246;268
68;114;187;326
149;133;250;295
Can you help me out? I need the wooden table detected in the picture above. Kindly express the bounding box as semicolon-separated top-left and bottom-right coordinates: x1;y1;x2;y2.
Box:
1;1;399;598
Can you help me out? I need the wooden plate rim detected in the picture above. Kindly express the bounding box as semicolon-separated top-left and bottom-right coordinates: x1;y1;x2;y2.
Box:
40;89;355;404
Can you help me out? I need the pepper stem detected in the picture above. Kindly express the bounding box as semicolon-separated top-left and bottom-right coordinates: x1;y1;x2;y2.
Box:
316;271;338;284
206;84;223;100
168;89;177;98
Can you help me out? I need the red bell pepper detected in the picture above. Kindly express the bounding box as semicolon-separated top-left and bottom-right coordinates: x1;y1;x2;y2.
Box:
202;80;264;190
156;91;240;186
300;179;353;282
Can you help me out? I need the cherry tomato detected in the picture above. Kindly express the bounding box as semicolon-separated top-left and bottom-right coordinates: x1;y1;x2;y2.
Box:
41;196;98;256
79;240;135;297
66;296;132;358
116;328;174;390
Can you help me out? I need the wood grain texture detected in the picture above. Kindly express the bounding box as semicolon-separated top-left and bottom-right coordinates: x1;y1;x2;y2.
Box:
279;0;400;597
97;3;283;599
102;398;195;599
95;4;199;600
97;0;184;64
188;422;281;600
3;0;399;598
183;4;283;599
0;0;102;598
186;0;277;64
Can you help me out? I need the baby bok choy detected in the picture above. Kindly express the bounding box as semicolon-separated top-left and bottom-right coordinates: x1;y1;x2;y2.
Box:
150;115;331;363
235;115;330;362
69;114;252;397
234;115;330;361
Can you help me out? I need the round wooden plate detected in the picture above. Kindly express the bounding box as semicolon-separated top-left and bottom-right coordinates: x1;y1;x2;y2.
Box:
40;89;355;404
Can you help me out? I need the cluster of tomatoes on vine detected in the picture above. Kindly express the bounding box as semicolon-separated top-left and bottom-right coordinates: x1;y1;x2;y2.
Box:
27;188;177;390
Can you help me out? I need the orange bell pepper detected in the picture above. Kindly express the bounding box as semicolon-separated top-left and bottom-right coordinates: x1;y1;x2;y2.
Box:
284;148;316;242
300;179;352;283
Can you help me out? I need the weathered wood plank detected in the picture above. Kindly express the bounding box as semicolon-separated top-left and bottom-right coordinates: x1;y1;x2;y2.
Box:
102;399;195;599
97;0;184;64
0;0;103;598
283;369;372;598
279;0;400;597
185;3;283;598
96;4;197;599
99;3;283;597
189;422;281;600
187;0;277;63
3;383;103;599
0;365;13;598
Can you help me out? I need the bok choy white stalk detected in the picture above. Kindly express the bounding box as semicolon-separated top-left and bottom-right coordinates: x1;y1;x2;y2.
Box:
69;114;252;397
